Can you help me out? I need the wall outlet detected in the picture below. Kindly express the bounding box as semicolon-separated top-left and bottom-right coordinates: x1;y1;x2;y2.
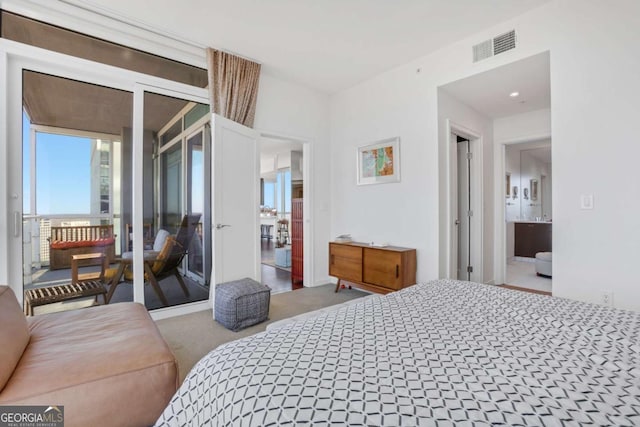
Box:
581;194;594;209
601;291;613;308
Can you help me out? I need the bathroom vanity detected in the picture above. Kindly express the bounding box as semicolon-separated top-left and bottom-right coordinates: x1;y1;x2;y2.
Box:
514;221;552;258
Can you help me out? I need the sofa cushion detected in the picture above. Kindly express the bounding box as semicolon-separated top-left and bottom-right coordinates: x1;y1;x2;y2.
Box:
153;229;170;252
50;237;115;249
0;286;30;392
0;302;178;427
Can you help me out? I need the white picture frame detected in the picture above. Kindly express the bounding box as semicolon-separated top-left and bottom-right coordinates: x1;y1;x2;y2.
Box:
356;137;400;185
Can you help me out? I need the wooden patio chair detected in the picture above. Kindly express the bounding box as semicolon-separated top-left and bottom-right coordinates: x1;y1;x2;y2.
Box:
105;214;201;306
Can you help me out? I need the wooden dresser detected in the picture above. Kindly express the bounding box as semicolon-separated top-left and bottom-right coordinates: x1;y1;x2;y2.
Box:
329;242;417;294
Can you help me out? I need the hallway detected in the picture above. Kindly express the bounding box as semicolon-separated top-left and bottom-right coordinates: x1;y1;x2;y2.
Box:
261;239;301;294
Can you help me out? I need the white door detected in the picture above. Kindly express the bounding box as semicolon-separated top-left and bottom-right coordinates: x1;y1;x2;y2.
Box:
457;138;471;280
450;130;482;283
211;114;260;290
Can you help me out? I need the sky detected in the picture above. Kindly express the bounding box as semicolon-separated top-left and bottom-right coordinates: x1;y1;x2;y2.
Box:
23;111;92;215
22;110;209;217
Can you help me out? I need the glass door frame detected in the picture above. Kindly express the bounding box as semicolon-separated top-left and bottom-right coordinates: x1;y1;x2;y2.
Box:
156;106;211;286
1;39;210;318
184;122;211;284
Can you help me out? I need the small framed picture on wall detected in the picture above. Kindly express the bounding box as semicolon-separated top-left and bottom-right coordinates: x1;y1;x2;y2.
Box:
356;137;400;185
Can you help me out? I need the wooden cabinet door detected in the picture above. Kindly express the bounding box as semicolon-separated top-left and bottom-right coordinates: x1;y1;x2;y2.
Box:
515;223;535;257
291;198;303;285
329;244;362;282
363;248;402;290
515;223;552;257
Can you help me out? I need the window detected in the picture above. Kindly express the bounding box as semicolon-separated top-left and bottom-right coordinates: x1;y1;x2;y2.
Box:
1;11;208;87
262;180;276;209
29;129;114;216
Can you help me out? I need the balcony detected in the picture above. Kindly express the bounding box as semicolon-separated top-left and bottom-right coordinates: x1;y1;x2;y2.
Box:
22;215;209;315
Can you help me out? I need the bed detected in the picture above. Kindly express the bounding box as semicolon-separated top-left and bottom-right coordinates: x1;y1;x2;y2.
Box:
156;280;640;426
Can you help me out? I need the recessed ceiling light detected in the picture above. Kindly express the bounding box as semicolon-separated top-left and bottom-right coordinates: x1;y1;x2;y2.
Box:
509;91;520;97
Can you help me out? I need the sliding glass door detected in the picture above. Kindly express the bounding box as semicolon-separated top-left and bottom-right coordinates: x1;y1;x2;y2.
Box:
3;41;210;315
186;130;205;280
161;144;183;234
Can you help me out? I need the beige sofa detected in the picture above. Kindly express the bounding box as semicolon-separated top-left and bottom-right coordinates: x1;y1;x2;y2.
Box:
0;286;178;427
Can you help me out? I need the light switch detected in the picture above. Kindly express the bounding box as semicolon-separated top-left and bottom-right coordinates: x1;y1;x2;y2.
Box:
580;194;594;210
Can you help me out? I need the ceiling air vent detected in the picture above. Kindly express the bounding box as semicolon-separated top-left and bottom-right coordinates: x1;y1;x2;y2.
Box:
473;39;493;62
472;30;517;63
494;30;516;55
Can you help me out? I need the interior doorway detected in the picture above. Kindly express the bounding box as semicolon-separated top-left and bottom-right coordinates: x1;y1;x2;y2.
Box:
438;51;550;289
503;140;552;294
448;125;483;283
259;136;306;294
455;135;471;280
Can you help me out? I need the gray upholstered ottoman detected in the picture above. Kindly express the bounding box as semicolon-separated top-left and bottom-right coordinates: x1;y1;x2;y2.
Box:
215;278;271;331
535;251;552;277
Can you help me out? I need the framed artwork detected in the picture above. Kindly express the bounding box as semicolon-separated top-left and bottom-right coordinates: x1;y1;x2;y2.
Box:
357;137;400;185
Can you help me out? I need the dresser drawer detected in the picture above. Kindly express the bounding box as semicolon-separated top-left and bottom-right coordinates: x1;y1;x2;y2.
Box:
329;244;362;282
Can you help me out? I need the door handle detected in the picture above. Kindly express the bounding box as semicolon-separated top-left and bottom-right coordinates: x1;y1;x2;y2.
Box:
14;211;20;237
215;224;231;230
396;265;399;278
454;219;461;225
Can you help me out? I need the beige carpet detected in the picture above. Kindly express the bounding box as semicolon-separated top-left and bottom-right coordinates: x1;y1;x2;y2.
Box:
156;284;367;383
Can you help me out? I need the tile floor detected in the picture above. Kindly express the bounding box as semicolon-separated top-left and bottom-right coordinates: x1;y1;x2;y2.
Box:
505;258;552;293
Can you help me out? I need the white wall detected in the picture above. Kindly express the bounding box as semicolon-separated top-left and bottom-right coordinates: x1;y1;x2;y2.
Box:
494;108;551;143
330;0;640;310
330;61;437;281
254;72;331;286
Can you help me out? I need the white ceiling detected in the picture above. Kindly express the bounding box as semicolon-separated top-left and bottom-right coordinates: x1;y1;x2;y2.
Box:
73;0;551;93
440;51;550;118
260;138;302;164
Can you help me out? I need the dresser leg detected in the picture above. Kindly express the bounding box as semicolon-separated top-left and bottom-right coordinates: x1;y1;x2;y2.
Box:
334;279;341;293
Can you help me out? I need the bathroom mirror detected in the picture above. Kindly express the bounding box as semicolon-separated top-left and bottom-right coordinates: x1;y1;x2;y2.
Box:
530;179;538;201
505;143;551;221
520;146;551;220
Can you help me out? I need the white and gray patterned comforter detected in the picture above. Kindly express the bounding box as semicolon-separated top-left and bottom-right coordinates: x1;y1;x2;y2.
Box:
156;280;640;426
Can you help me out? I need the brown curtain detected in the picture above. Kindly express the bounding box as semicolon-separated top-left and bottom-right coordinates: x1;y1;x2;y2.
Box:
206;48;261;128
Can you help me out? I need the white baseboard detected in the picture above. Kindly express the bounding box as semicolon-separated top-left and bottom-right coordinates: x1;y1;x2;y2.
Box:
150;300;211;321
307;277;333;287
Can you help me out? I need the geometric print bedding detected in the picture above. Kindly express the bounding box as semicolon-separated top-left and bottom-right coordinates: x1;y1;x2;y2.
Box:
155;280;640;426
